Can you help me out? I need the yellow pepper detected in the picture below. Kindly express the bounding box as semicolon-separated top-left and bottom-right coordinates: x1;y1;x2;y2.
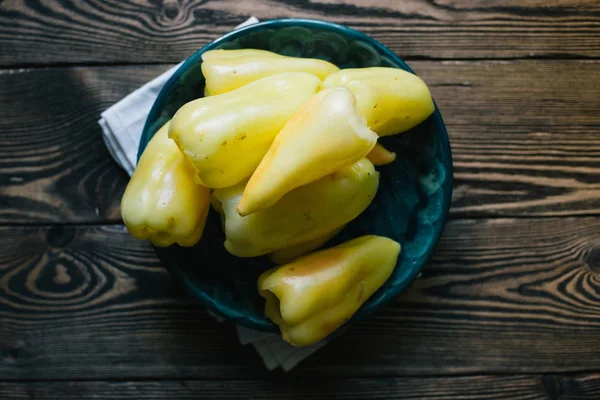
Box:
202;49;338;95
367;143;396;166
169;72;321;189
322;67;435;136
259;235;401;346
213;158;379;257
268;226;344;265
237;87;378;216
121;121;210;247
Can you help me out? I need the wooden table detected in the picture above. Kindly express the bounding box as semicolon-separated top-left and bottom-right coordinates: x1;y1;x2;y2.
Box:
1;1;599;398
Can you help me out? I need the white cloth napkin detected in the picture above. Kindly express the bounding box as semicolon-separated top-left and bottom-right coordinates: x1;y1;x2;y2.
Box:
98;17;327;371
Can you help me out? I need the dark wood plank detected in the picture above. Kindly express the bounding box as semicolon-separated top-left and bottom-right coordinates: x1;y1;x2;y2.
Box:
1;218;599;379
0;65;169;223
1;61;598;223
1;0;600;66
3;374;596;400
449;125;600;217
412;60;600;217
0;224;265;379
413;60;600;128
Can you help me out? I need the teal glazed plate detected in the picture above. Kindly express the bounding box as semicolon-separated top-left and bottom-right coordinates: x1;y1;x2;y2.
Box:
139;19;453;333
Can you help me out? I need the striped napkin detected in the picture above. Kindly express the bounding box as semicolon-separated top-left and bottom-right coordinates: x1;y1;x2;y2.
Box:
98;17;327;371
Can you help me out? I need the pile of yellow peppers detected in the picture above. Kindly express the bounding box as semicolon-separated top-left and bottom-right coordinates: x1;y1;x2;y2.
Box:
121;49;434;346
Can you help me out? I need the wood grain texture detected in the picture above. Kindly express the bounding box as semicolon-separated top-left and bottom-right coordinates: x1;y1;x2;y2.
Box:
1;218;599;379
412;60;600;216
1;0;600;66
0;65;172;223
1;60;598;223
559;374;600;400
3;374;598;400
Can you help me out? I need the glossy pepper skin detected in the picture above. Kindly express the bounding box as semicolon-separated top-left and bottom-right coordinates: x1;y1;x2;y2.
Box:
201;49;338;95
268;226;344;265
322;67;435;136
213;158;379;257
169;72;321;189
367;143;396;166
259;235;401;346
237;87;378;216
121;121;210;247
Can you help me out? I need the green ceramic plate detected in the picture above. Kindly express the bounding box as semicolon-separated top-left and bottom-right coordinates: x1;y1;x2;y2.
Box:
139;19;453;333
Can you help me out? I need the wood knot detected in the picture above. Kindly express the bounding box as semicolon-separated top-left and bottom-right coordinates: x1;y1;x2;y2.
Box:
46;226;75;248
162;0;179;19
164;5;178;19
541;374;563;400
585;248;600;274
